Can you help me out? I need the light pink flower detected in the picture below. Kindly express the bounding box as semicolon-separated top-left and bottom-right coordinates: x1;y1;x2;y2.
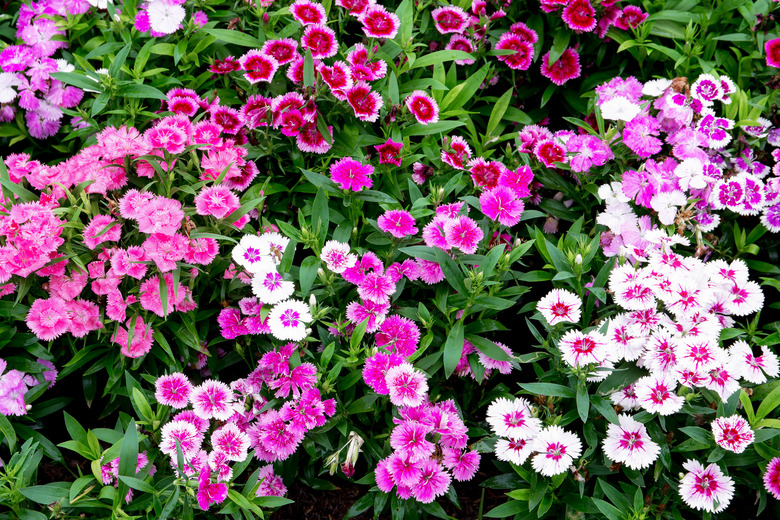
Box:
155;373;193;408
191;380;235;421
378;210;417;238
385;362;428;407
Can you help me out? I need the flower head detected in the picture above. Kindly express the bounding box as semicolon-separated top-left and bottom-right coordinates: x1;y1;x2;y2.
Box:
602;414;660;470
530;425;582;476
678;460;734;513
537;289;581;325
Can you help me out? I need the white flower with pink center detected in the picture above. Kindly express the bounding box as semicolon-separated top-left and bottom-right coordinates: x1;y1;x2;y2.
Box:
530;425;582;476
160;420;202;456
486;397;541;440
536;288;581;326
268;299;312;341
251;269;294;304
728;340;779;384
634;373;684;416
678;459;734;513
232;235;274;274
602;414;660;470
711;415;754;454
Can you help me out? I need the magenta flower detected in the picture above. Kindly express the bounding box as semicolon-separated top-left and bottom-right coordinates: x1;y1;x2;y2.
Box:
378;209;417;238
357;273;396;304
345;81;382;122
301;24;339;58
363;351;405;394
494;33;534;71
346;299;389;333
442;448;480;481
540;48;581;86
197;466;228;511
376;315;421;357
412;459;451;503
330;157;374;191
390;421;435;462
112;317;155;358
431;6;469;34
375;138;403;166
764;458;780;499
561;0;596;32
416;259;445;284
261;39;299;65
290;0;327;25
405;90;439;125
386;453;423;487
766;38;780;68
83;214;121;250
479;186;524;226
239;49;279;84
443;215;483;254
360;5;400;39
155;373;193;408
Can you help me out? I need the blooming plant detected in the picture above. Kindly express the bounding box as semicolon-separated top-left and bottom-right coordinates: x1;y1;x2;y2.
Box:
3;0;780;519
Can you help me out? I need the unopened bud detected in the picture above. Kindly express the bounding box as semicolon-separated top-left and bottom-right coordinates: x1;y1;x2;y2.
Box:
574;254;583;265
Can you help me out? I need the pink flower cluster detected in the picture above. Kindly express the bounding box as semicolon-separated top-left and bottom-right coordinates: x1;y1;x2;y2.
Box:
0;357;57;416
375;399;480;503
540;0;648;38
0;0;86;138
4;90;272;355
154;355;333;509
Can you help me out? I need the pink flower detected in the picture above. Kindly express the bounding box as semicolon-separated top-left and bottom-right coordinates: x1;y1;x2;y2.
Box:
678;460;734;513
445;35;475;65
442;448;480;481
67;299;102;338
185;238;219;266
359;5;400;39
160;420;202;456
140;274;185;317
412;459;451;503
83;215;121;250
385;362;428;407
431;6;469;34
346;299;389;333
357;273;396;304
378;209;417;238
376;315;420;357
479;186;524;226
416;259;445;284
345;81;382;122
375;138;403;166
296;121;332;154
390;421;435;462
362;351;404;394
239;49;279;84
443;216;483;254
386;453;423;487
764;457;780;499
766;39;780;68
301;24;339;58
136;196;184;235
540;48;581;86
321;240;357;273
405;90;439;125
711;415;754;454
26;297;70;341
256;465;287;497
330;157;374;191
261;39;299;65
494;33;534;70
155;373;193;408
195;186;240;219
112;317;155;358
561;0;596;32
210;106;244;135
537;288;582;325
290;0;327;25
191;380;235;420
144;124;187;154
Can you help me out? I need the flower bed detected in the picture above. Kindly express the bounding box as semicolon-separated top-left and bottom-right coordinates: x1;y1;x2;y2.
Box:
2;0;780;518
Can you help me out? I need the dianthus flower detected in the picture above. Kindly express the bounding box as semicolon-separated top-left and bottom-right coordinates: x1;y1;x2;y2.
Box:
486;397;541;440
540;48;581;86
155;373;193;408
377;209;417;238
405;91;439;125
443;216;483;254
385;362;428;407
530;426;582;476
678;460;734;513
375;139;403;166
83;215;121;250
602;414;660;470
479;186;524;226
112;317;155;358
537;288;581;325
711;415;754;454
431;6;469;34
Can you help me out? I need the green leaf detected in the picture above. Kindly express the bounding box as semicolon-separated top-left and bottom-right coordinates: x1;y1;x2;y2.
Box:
441;64;489;111
410;50;475;69
402;120;465;137
443;321;464;378
18;484;69;505
132;387;154;422
202;28;264;47
756;385;780;422
50;72;100;91
350;317;370;352
116;83;167;100
548;31;571;65
388;71;399;105
0;414;17;451
117;419;138;506
484;500;526;518
519;382;575;398
118;476;156;494
486;88;513;137
592;498;623;520
576;384;589;423
299;256;320;296
432;247;467;294
303;49;315;88
466;335;512;361
109;42;132;78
